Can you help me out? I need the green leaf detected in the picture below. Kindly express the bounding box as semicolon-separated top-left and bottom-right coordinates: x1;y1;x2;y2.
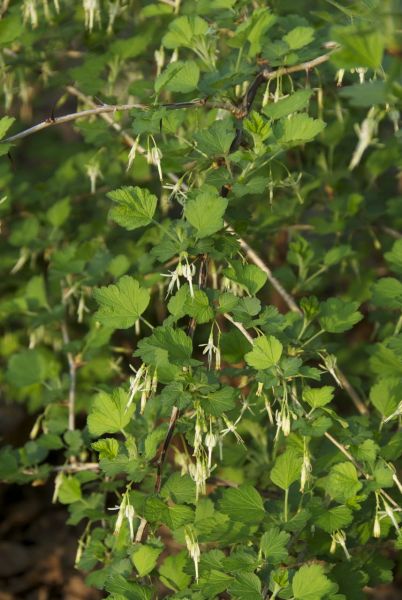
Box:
284;26;315;50
0;14;24;46
271;449;302;490
132;544;162;577
185;289;214;323
370;377;402;418
319;298;362;333
339;81;388;107
219;485;265;524
155;60;200;93
93;276;150;329
199;569;233;597
292;564;335;600
263;89;313;120
372;278;402;309
91;438;119;459
322;462;362;503
223;261;268;295
229;8;276;57
184;189;228;238
385;239;402;276
195;120;235;156
46;198;71;228
135;325;193;367
260;526;290;564
303;386;334;408
108;186;157;231
162;15;208;49
314;505;353;533
332;25;384;69
243;8;276;57
228;572;262;600
87;389;134;436
7;349;52;388
58;475;82;504
323;245;352;267
245;335;283;370
202;386;237;417
0;116;15;140
370;344;402;378
105;574;152;600
276;113;326;144
159;551;191;592
161;473;196;504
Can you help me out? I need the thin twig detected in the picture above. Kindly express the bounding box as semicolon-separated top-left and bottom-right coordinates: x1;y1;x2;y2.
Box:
262;51;335;82
4;102;146;143
381;226;402;240
135;518;148;542
61;321;77;432
2;51;335;145
3;92;236;144
336;370;368;416
223;312;254;345
229;226;302;314
53;462;99;472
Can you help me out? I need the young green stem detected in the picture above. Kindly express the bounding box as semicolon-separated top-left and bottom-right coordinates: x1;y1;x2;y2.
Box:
284;487;289;522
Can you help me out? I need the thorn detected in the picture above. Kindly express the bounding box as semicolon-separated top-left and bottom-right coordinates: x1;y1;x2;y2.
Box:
7;151;16;171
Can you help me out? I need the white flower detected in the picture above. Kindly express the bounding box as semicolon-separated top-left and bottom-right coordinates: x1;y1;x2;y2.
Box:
335;69;345;87
199;334;215;370
147;138;163;181
318;352;342;387
83;0;101;32
331;530;351;560
381;500;400;531
220;414;245;446
300;453;312;493
199;326;221;371
189;455;209;500
161;265;181;297
182;260;196;298
384;401;402;423
349;106;379;171
85;160;103;194
127;364;146;411
205;432;217;468
23;0;39;28
125;503;136;542
109;491;136;541
355;67;367;84
127;136;141;172
162;177;187;203
256;382;264;397
184;526;200;582
154;47;165;77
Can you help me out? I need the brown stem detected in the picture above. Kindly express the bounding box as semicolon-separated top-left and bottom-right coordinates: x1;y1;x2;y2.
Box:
3;92;236;144
262;51;335;82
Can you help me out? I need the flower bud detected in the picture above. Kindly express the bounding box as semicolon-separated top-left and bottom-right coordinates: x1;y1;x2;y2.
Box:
373;515;381;538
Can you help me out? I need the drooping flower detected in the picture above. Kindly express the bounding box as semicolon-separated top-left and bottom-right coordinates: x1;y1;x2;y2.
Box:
184;526;200;582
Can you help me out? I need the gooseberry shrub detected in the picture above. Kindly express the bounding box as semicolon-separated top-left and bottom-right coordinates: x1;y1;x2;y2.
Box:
0;1;402;598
